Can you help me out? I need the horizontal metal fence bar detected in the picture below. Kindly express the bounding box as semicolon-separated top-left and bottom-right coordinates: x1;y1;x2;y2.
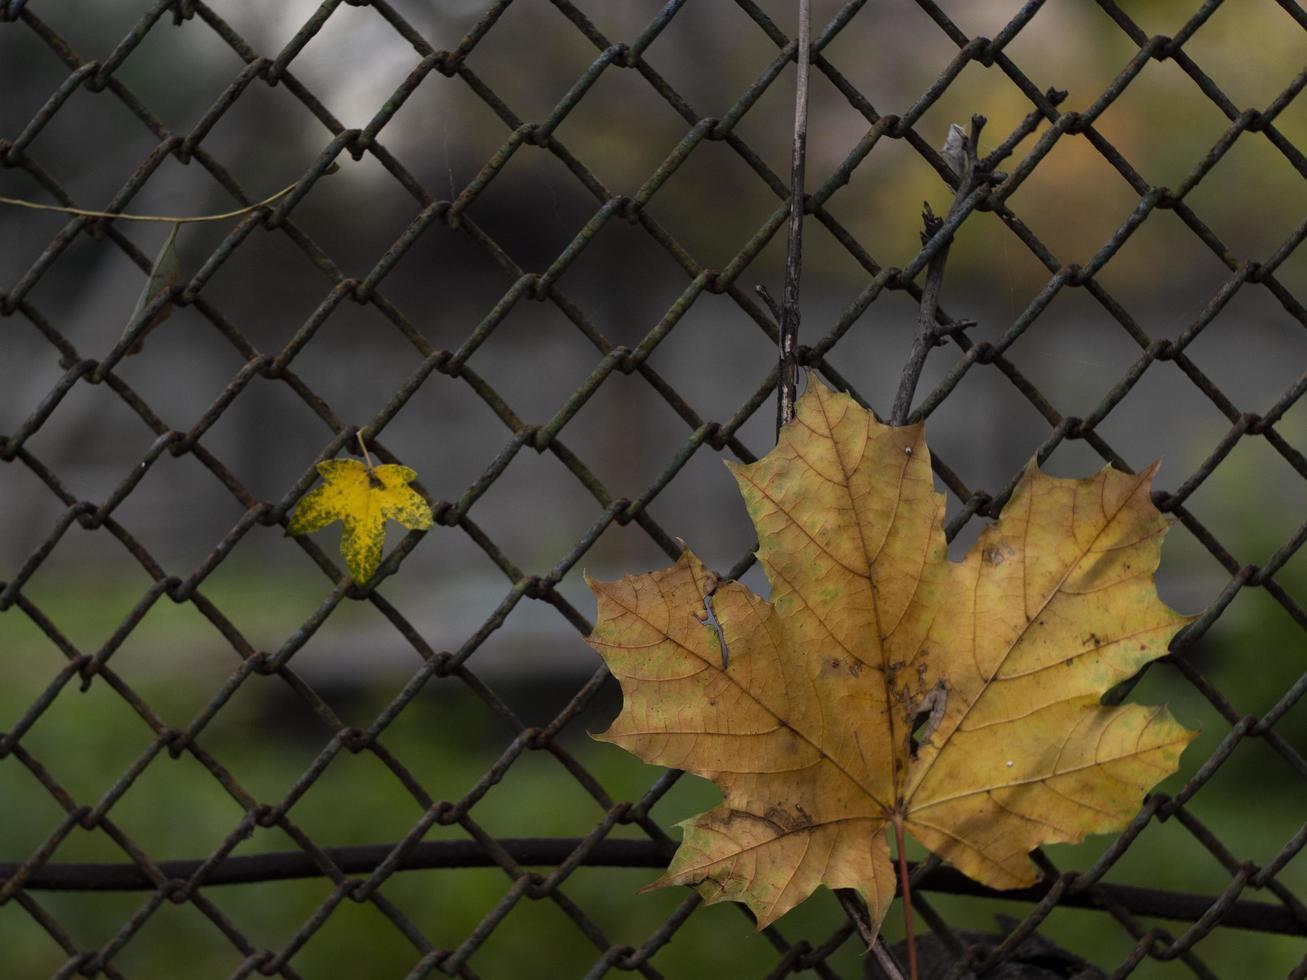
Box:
4;841;1304;938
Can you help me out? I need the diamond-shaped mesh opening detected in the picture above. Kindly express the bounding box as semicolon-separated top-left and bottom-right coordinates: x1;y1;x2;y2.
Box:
1001;284;1151;419
1183;128;1307;261
1090;56;1237;191
280;6;425;131
186;69;327;176
1091;205;1236;319
1173;0;1307;108
642;136;788;270
107;17;248;137
550;66;694;194
639;1;796;121
1004;134;1146;267
3;0;1307;976
1180;277;1307;406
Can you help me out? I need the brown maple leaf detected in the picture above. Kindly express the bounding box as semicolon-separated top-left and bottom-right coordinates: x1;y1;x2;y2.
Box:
586;377;1194;935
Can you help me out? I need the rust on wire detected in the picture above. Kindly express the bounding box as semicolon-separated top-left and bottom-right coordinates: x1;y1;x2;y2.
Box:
1;0;1306;977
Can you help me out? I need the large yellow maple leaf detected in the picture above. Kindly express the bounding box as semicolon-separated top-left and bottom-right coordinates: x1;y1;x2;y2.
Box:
586;378;1194;935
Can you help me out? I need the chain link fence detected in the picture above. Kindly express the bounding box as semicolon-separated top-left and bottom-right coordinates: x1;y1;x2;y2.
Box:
2;0;1306;976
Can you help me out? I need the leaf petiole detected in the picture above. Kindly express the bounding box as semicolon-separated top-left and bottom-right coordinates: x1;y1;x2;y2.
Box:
356;431;384;489
891;813;919;980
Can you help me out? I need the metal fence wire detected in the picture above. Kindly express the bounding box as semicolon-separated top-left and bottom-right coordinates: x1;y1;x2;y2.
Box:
2;0;1307;977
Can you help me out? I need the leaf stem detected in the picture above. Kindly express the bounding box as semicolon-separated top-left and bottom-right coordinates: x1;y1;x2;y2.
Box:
891;813;919;980
356;430;376;472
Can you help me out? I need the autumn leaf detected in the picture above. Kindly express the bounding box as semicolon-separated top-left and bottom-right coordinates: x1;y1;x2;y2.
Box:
586;376;1194;937
289;458;433;584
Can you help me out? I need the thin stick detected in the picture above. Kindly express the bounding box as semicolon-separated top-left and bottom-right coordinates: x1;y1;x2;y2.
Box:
870;938;909;980
0;164;338;224
776;0;812;435
836;890;907;980
889;115;988;427
892;814;919;980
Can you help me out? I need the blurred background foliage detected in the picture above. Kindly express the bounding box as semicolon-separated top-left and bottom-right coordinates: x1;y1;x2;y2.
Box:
1;0;1305;976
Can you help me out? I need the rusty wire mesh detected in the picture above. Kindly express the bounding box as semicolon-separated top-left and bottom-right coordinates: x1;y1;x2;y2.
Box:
2;0;1307;977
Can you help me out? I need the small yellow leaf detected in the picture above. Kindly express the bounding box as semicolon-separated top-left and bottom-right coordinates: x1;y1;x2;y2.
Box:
586;376;1195;937
288;458;433;584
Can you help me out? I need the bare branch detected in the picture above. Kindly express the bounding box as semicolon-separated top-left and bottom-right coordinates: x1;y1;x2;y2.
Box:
890;114;990;426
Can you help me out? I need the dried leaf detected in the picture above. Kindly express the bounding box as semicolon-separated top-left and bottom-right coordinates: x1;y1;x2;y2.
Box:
586;377;1194;936
124;221;182;355
941;122;968;178
288;458;433;584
